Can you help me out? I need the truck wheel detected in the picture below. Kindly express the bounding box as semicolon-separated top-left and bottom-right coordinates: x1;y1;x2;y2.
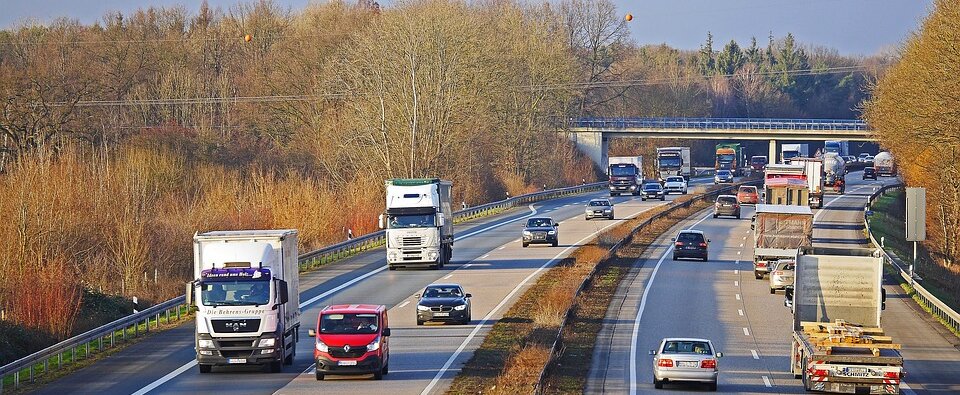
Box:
382;362;389;375
388;265;397;271
316;371;324;381
610;193;617;197
417;319;424;326
373;367;384;380
198;364;212;373
770;288;776;295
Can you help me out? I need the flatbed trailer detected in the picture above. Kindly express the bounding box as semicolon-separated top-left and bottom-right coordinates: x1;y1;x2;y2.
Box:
792;321;904;394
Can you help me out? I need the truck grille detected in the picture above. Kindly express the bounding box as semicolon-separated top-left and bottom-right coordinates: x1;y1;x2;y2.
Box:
401;237;423;247
612;180;631;186
329;345;367;358
218;339;256;348
211;319;261;333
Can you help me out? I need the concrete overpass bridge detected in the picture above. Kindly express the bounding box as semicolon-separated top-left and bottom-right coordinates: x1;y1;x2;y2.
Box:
567;117;873;168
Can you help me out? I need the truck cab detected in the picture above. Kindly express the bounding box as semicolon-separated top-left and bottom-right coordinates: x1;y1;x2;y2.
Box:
381;179;454;270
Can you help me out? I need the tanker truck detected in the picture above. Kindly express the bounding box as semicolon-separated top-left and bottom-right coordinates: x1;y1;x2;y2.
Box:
873;152;896;176
823;153;846;194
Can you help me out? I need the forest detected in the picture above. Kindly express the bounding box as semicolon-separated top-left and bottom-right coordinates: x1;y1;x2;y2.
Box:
0;0;908;357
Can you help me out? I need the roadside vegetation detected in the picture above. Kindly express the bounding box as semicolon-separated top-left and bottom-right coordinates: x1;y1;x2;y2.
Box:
863;0;960;307
0;0;895;364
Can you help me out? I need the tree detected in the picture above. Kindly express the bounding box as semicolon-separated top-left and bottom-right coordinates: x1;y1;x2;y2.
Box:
716;39;745;75
696;32;715;76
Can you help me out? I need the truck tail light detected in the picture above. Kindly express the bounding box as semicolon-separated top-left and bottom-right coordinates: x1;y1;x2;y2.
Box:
657;358;674;367
700;359;717;369
884;371;901;379
756;262;767;267
812;369;828;377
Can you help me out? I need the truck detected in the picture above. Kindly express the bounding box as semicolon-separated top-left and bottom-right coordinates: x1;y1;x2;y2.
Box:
715;143;746;176
655;147;691;181
790;158;826;208
823;140;849;157
781;143;810;164
763;164;810;207
380;178;453;270
873;152;896;176
608;156;643;196
188;230;301;373
752;204;813;279
822;153;846;194
786;247;903;394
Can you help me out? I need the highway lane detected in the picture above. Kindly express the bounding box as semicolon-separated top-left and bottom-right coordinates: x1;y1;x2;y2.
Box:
588;173;960;394
37;178;714;395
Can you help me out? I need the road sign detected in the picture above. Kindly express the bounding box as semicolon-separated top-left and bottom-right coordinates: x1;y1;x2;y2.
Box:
905;187;926;241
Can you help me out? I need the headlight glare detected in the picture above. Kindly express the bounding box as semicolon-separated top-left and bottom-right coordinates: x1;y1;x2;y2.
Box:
454;304;467;311
258;338;276;348
417;304;430;311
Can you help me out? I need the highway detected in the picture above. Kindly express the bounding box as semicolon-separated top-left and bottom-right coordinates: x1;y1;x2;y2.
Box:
38;179;715;395
585;173;960;394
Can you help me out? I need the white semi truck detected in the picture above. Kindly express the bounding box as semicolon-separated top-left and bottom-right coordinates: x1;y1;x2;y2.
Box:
781;143;810;164
822;153;846;194
380;178;454;270
655;147;691;181
188;230;301;373
873;152;897;176
787;247;903;394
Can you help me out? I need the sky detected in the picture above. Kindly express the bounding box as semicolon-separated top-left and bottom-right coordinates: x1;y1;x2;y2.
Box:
0;0;935;55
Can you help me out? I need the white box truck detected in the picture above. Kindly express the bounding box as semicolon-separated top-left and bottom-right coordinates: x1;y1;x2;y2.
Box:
655;147;691;181
380;178;453;270
188;229;301;373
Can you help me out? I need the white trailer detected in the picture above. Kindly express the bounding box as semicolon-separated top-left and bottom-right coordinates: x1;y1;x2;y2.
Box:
189;229;301;373
655;147;691;181
381;178;454;270
873;152;896;176
782;144;810;164
790;158;826;208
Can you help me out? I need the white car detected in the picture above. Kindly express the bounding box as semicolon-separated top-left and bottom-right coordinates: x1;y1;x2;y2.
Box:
662;176;688;194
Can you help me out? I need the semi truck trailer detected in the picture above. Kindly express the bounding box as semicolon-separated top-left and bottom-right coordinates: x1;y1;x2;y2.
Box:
752;204;813;279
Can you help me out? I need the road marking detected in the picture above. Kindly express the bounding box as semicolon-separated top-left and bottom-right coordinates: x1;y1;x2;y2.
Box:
480;254;489;259
426;201;664;395
743;327;750;336
628;213;712;395
398;301;410;308
130;360;198;395
734;281;739;287
739;243;744;247
738;309;744;316
736;294;741;300
751;349;759;359
762;375;772;387
812;184;874;222
498;246;506;250
463;263;473;268
443;274;453;279
734;269;738;274
737;251;741;255
743;236;747;240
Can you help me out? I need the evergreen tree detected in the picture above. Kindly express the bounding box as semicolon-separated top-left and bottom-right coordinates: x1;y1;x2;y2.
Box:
744;36;762;65
716;39;745;75
696;32;715;76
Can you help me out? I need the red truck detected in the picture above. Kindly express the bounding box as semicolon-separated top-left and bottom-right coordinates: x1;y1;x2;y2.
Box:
308;304;392;380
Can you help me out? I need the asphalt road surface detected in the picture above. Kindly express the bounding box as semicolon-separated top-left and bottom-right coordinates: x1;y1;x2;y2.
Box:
586;173;960;394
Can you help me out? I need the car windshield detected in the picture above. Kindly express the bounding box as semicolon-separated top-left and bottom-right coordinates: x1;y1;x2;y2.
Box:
717;196;737;204
588;200;610;206
718;171;731;176
717;154;735;162
677;232;704;243
422;286;463;298
527;218;553;227
200;279;270;306
610;165;636;177
644;183;661;190
751;157;766;164
319;313;380;335
662;340;712;354
739;186;757;194
659;157;681;167
388;213;435;228
666;177;684;183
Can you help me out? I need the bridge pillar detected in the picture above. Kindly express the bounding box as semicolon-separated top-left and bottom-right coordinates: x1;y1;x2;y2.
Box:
570;131;608;171
769;139;777;164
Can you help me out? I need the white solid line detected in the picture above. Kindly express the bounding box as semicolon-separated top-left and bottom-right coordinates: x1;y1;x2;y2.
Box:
751;349;760;359
463;263;473;268
762;375;772;387
398;301;410;309
743;327;750;336
480;254;489;259
742;236;747;240
737;251;741;255
628;213;713;395
736;294;741;300
738;309;744;316
443;274;453;280
425;201;657;395
130;360;198;395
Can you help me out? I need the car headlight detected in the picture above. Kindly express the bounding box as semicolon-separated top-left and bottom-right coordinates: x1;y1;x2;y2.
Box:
198;339;214;349
258;338;276;348
604;209;611;212
522;230;531;236
454;304;467;311
417;304;430;311
366;336;381;352
315;340;329;353
548;230;556;235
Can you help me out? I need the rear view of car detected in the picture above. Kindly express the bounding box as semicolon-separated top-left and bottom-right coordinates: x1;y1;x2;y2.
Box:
651;338;722;391
863;166;877;180
584;199;614;220
673;230;708;261
309;305;391;381
736;186;759;205
769;261;795;294
713;195;741;219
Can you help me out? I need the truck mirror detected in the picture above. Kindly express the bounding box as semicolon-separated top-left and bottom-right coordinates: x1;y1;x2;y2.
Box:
278;280;289;305
378;214;385;229
185;282;194;306
437;214;445;227
383;328;392;337
308;329;316;337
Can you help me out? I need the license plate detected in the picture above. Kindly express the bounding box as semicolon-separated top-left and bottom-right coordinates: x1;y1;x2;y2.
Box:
434;312;450;317
227;358;247;364
686;246;699;250
678;361;699;368
535;236;545;240
338;360;358;366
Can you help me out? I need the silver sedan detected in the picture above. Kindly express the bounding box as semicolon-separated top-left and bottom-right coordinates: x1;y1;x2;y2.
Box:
769;261;795;294
650;338;722;391
584;198;615;220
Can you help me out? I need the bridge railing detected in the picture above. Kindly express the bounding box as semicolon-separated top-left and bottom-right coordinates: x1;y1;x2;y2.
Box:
568;117;867;131
0;181;606;391
864;184;960;335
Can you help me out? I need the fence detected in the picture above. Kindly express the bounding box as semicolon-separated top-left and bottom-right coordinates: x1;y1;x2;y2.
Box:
0;181;605;391
533;180;759;393
864;184;960;334
570;117;867;131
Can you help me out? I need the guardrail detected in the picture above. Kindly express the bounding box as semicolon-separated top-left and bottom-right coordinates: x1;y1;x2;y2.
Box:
0;181;606;391
533;180;760;393
864;184;960;335
569;117;867;131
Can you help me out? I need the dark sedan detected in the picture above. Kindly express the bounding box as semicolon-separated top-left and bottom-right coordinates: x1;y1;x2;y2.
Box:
863;166;877;180
673;230;709;262
641;182;666;201
522;217;559;247
416;284;471;325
